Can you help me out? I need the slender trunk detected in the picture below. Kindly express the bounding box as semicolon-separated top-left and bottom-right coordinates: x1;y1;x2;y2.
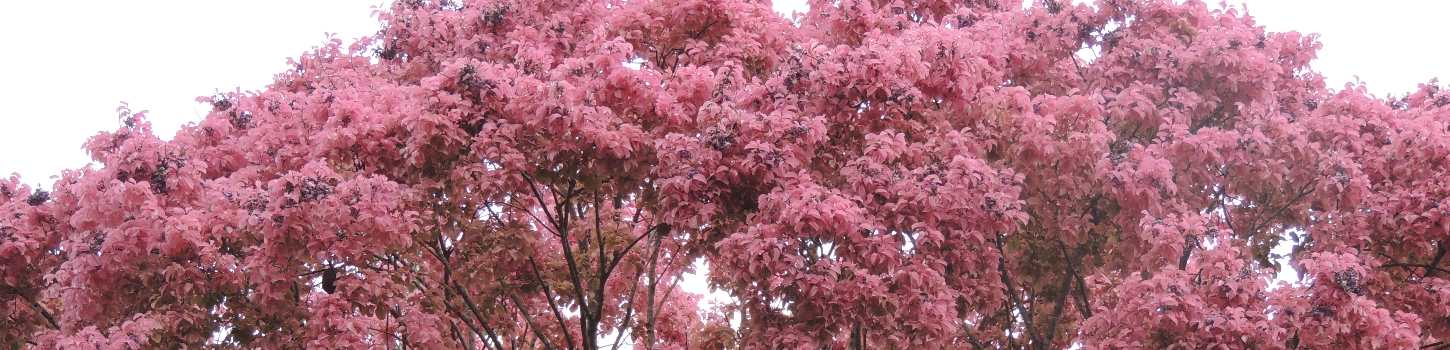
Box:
849;322;865;350
525;257;570;350
507;291;560;350
453;284;504;350
583;322;597;350
1038;271;1073;350
644;228;665;349
995;233;1040;347
610;269;645;350
1427;242;1446;278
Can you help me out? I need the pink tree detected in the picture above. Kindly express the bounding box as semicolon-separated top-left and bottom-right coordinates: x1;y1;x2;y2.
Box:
3;0;1448;349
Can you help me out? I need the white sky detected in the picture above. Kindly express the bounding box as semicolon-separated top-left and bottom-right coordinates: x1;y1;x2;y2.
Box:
1;0;386;183
0;1;1444;316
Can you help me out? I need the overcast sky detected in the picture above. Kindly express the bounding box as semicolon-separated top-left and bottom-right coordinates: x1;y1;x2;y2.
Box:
3;1;1446;183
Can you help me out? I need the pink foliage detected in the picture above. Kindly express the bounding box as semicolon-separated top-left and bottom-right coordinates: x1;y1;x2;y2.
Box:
3;0;1448;348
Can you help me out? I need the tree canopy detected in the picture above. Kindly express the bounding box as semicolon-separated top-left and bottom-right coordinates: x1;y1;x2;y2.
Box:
3;0;1449;348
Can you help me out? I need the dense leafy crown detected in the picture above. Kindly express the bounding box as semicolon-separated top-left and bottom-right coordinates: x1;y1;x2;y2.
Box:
4;0;1449;348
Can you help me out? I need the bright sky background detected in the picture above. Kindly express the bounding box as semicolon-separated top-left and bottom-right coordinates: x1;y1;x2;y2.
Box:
0;0;1445;310
1;0;387;183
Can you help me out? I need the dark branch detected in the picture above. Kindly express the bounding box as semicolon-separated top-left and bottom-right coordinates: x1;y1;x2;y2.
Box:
453;283;505;350
1;285;58;330
527;255;577;349
1426;242;1446;278
994;233;1041;347
506;292;560;350
1040;243;1080;349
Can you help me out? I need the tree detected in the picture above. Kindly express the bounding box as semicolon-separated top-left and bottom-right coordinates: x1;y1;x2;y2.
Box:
3;0;1448;348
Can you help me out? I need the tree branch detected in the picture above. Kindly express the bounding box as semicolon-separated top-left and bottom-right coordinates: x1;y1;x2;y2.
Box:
994;233;1041;347
527;255;577;350
1426;242;1446;278
1;285;58;330
1072;269;1093;320
1040;244;1079;349
443;298;489;349
447;320;470;348
506;291;560;350
644;225;667;349
452;283;505;350
549;181;594;349
1178;236;1196;270
593;191;610;327
610;269;646;350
